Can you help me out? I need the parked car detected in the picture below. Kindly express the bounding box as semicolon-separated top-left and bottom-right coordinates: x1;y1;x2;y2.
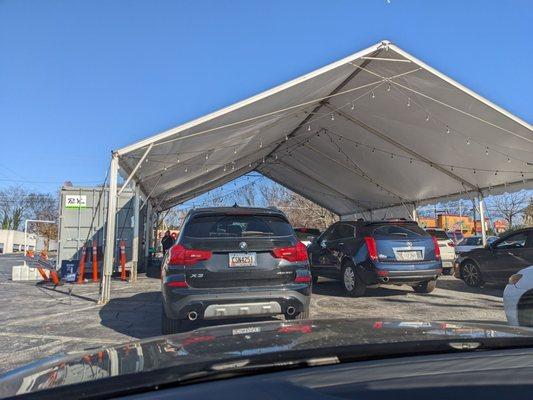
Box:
448;230;464;244
294;227;321;246
455;235;498;254
425;228;456;274
454;228;533;287
161;206;311;334
504;265;533;327
307;219;442;296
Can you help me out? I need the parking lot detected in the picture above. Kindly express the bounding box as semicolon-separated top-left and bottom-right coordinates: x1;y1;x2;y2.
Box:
0;254;507;374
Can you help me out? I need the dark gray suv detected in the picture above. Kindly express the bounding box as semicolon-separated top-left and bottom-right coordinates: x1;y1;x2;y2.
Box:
161;206;311;334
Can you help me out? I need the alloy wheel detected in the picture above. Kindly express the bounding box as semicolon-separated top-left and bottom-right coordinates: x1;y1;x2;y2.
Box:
343;266;355;291
462;263;480;286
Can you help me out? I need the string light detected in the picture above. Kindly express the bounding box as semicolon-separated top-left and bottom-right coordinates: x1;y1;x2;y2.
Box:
507;157;511;163
485;147;489;156
446;126;450;134
259;139;263;149
407;98;411;107
371;91;375;99
330;114;335;121
232;164;235;171
184;167;188;173
177;157;180;163
285;134;288;141
387;83;391;92
307;124;311;131
223;165;227;172
351;102;355;110
262;157;265;163
234;148;237;154
275;154;278;160
205;153;209;160
426;114;430;122
466;138;471;145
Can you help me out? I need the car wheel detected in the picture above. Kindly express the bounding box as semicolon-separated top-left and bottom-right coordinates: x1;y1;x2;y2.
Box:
517;291;533;327
461;261;483;287
341;263;366;297
412;279;436;293
162;304;185;334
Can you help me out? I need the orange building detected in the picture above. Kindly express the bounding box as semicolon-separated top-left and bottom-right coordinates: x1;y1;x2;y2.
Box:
418;214;490;236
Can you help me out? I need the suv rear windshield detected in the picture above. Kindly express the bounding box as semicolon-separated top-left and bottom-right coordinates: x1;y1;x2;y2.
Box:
425;229;450;240
184;214;294;238
369;223;429;239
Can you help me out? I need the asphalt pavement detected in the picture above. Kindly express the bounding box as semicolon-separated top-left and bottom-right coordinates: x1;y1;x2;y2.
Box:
0;254;506;373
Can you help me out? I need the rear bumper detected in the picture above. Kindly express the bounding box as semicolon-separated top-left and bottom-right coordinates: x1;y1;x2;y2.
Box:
163;285;310;320
380;269;442;283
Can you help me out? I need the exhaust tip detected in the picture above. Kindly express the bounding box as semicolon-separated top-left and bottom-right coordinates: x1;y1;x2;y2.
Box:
188;311;198;321
380;276;390;283
286;306;296;316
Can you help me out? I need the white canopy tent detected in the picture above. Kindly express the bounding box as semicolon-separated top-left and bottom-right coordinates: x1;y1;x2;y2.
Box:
99;40;532;303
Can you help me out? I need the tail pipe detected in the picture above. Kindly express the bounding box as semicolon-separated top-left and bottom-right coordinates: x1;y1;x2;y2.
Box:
286;306;296;316
187;311;198;321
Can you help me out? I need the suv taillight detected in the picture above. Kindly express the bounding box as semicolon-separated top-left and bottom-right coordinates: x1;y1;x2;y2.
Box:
364;236;378;262
431;236;441;260
272;242;308;262
169;244;212;265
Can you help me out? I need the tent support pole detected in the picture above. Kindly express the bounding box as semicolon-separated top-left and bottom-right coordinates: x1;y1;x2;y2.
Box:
118;144;153;196
100;153;118;304
412;203;418;222
130;181;140;283
479;194;487;247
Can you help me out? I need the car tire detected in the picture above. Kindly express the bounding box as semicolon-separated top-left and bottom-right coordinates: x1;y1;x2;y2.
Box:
517;291;533;327
412;279;436;293
162;304;185;334
341;262;366;297
461;261;484;287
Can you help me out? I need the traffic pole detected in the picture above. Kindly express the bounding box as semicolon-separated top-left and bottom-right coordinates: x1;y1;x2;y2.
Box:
77;244;87;284
119;240;127;281
92;236;99;282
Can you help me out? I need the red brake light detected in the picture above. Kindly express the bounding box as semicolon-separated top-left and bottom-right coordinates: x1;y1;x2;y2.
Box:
364;237;378;262
278;324;312;334
431;236;441;260
166;280;189;288
373;321;383;329
272;242;308;262
169;244;212;265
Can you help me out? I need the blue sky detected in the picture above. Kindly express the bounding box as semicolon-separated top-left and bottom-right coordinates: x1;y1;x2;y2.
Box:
0;0;531;196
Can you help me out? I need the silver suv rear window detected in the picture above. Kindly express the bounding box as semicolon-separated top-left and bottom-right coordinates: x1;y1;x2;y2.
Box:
184;214;294;238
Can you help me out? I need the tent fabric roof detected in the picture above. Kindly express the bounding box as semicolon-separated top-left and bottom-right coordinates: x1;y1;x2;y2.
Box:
116;40;532;216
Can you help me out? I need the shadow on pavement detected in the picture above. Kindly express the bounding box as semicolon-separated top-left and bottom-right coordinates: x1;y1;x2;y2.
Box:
99;291;281;339
436;277;504;297
313;280;409;298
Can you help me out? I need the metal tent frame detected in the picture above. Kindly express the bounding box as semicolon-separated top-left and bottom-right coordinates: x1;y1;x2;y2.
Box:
99;40;532;303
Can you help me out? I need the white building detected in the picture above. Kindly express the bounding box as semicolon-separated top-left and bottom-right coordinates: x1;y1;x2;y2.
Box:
0;230;58;254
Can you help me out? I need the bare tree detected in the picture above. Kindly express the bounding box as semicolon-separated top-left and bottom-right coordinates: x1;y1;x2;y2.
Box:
523;197;533;227
490;191;529;228
0;186;31;230
26;192;59;250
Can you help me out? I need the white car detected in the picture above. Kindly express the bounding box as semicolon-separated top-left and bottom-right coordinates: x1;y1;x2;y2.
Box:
455;235;498;254
504;265;533;327
425;229;455;274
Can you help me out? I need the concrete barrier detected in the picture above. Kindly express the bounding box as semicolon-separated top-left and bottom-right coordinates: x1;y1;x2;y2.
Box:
12;264;49;281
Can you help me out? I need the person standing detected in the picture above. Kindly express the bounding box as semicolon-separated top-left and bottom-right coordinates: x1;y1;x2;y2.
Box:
161;230;174;254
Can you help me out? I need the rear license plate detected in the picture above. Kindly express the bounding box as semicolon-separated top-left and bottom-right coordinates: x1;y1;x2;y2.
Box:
396;250;422;261
229;252;257;267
